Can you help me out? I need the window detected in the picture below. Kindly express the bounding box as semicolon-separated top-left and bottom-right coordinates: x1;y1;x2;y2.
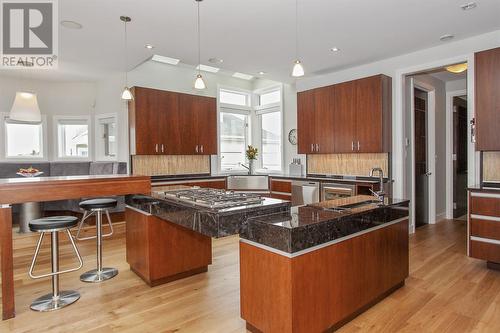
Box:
5;120;44;158
220;111;248;171
219;89;249;107
55;117;90;159
258;89;281;106
260;111;282;171
96;115;117;161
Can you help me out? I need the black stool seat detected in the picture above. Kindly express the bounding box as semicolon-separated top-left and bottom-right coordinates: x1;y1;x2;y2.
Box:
79;198;117;210
29;216;79;232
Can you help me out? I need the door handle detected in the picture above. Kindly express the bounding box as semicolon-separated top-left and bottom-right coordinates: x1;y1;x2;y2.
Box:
316;144;319;152
357;141;360;151
195;145;199;153
425;172;432;176
161;144;164;153
311;144;314;152
351;142;354;151
200;145;204;153
155;144;158;153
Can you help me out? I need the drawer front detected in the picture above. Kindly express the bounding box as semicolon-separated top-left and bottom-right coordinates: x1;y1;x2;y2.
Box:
270;193;292;201
270;180;292;193
470;239;500;263
470;217;500;240
470;193;500;216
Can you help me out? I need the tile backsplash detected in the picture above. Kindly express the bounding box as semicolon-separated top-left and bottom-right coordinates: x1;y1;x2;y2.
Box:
307;153;389;177
132;155;210;176
483;151;500;183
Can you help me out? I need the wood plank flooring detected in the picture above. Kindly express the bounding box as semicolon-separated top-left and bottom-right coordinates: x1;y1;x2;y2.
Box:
1;219;500;332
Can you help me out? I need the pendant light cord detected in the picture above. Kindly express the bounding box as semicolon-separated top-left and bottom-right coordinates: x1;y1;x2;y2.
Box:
197;1;201;75
124;19;128;85
295;0;299;59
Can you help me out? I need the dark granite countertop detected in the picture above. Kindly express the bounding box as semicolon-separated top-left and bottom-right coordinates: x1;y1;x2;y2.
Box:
468;183;500;191
241;195;409;254
125;190;290;238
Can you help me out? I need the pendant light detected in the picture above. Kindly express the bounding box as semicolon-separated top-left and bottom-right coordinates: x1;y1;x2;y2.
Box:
194;0;207;90
291;0;304;77
120;15;133;100
9;61;42;123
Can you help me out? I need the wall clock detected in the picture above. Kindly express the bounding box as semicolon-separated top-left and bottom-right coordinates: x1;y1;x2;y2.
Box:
288;129;297;145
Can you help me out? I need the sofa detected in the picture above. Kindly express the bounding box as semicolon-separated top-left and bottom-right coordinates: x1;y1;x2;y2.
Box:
0;161;128;214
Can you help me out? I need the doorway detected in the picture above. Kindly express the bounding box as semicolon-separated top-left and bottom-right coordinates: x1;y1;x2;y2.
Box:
414;88;430;227
453;96;468;218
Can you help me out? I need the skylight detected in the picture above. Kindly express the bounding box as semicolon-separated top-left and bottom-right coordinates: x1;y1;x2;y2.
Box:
151;55;180;65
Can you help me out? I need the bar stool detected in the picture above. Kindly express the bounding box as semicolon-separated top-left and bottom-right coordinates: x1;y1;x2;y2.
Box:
29;216;83;312
77;198;118;283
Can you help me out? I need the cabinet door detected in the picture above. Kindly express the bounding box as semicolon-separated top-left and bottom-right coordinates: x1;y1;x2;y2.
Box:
355;76;383;153
194;95;217;155
333;81;356;153
131;87;161;155
475;47;500;151
158;90;180;154
178;93;199;155
314;86;335;153
297;90;316;154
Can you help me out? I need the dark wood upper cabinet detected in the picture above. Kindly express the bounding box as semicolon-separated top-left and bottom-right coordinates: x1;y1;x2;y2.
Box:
297;74;392;154
129;87;217;155
475;47;500;151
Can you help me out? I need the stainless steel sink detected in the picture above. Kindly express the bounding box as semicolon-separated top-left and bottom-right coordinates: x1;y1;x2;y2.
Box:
226;175;269;191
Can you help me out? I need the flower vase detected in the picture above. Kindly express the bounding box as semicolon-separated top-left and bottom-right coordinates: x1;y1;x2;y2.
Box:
249;160;255;175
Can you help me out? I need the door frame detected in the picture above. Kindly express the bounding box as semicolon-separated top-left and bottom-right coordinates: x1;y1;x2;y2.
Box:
445;89;467;219
409;79;436;231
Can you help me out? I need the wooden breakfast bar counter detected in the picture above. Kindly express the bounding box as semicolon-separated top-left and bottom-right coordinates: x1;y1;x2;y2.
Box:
0;174;151;320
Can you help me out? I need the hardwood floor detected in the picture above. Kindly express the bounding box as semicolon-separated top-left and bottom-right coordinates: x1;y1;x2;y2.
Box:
1;219;500;332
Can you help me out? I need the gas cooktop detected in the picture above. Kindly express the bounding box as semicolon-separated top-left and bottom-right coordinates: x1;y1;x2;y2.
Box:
156;188;264;209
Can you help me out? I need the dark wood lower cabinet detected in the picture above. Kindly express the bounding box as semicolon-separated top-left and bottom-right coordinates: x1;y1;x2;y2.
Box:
125;207;212;286
240;220;409;333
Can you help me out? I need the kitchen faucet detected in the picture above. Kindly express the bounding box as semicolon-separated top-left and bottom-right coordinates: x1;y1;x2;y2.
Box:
369;167;385;202
239;163;250;175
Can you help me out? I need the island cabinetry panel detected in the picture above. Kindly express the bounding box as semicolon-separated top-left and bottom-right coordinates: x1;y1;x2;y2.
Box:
297;74;392;154
475;47;500;151
269;178;292;200
468;190;500;268
240;219;408;333
129;87;217;155
126;207;212;286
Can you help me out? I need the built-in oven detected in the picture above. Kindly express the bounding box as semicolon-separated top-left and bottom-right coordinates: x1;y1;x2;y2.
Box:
321;182;356;201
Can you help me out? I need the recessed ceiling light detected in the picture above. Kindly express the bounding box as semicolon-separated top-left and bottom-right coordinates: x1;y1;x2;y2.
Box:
196;64;220;73
208;57;223;64
233;72;254;80
461;2;477;10
60;20;83;29
439;34;454;42
330;47;340;52
151;54;180;65
258;71;266;75
145;44;154;49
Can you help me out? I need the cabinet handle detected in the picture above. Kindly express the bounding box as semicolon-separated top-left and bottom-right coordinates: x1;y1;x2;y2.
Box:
161;144;164;153
351;142;354;151
195;145;199;153
155;144;159;153
357;141;360;151
311;144;314;152
316;144;319;152
200;145;204;153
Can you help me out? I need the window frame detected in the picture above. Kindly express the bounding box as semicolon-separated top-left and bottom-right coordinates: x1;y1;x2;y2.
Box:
53;115;92;161
1;112;48;162
95;113;118;162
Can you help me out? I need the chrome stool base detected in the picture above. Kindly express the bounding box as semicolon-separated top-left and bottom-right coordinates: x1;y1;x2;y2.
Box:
80;267;118;283
30;290;80;312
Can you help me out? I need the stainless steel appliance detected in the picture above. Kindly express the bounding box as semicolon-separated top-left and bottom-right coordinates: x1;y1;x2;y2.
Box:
291;181;320;206
226;175;269;192
321;182;356;201
158;188;264;209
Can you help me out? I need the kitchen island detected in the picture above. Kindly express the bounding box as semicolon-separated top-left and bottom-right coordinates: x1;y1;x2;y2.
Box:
239;195;409;333
125;187;290;286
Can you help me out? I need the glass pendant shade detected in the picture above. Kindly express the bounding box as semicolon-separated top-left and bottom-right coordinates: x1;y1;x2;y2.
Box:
445;63;468;74
194;74;206;90
292;60;305;77
121;87;133;100
9;91;42;123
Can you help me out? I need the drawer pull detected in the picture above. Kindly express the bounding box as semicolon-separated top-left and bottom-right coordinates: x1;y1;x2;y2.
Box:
471;236;500;245
471;214;500;222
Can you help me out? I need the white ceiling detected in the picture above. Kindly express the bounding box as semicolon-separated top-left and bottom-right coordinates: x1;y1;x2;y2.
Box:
2;0;500;82
429;70;467;82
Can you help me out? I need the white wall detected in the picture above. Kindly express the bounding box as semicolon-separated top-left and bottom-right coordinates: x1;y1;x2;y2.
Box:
0;75;98;161
297;29;500;200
